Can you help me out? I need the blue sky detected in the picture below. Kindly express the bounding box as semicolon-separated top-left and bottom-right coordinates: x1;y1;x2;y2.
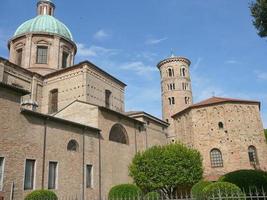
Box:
0;0;266;127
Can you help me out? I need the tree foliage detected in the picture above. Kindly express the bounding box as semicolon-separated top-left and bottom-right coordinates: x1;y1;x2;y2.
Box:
129;143;203;198
264;129;267;142
191;180;212;200
108;184;142;200
24;190;58;200
202;182;244;200
219;169;267;193
250;0;267;37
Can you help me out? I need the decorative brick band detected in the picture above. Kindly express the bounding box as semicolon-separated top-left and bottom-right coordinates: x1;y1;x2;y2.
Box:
157;57;191;68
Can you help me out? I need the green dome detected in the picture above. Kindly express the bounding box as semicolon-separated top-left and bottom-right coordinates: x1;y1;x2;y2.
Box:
14;15;73;41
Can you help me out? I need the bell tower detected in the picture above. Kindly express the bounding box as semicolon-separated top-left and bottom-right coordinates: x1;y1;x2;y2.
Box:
157;54;193;138
37;0;55;16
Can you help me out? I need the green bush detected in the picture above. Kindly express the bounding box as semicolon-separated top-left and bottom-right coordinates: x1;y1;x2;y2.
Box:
202;182;244;200
191;180;212;200
143;192;160;200
24;190;58;200
219;170;267;193
108;184;142;200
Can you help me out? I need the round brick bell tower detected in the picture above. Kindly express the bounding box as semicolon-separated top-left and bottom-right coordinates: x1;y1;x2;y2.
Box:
157;54;193;138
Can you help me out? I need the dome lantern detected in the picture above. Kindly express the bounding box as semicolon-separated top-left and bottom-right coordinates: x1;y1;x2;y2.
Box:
37;0;55;16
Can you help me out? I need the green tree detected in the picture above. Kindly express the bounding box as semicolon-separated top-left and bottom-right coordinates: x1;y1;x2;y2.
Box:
264;129;267;142
250;0;267;37
129;143;203;198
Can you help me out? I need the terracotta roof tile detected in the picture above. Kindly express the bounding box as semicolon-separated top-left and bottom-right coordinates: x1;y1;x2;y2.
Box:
172;96;260;118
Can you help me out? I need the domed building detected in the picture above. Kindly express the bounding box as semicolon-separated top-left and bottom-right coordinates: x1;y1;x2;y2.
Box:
8;0;76;75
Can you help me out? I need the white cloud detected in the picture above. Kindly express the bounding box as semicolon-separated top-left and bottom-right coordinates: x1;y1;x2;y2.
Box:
76;43;119;58
93;29;110;40
119;61;157;76
192;57;203;71
225;59;240;64
146;37;168;45
255;70;267;81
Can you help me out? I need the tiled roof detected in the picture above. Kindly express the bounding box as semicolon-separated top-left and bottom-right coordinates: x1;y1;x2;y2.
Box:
172;96;260;118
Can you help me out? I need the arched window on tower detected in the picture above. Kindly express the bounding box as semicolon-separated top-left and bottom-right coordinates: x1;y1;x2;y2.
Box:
109;124;129;145
168;97;172;105
168;68;173;77
67;139;79;151
181;67;186;77
171;97;175;104
210;148;223;167
248;145;258;165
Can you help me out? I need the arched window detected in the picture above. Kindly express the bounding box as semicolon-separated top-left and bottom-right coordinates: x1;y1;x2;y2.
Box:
168;68;173;77
218;122;224;129
67;140;79;151
109;124;129;144
248;146;258;165
210;148;223;167
181;68;186;77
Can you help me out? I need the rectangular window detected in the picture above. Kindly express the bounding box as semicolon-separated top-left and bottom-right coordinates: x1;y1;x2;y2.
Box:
16;48;23;66
62;52;69;68
48;162;58;189
48;89;58;114
36;46;48;64
0;157;4;191
86;165;93;188
24;159;35;190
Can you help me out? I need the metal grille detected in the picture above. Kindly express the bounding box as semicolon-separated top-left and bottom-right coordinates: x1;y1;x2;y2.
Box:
210;149;223;167
248;146;258;164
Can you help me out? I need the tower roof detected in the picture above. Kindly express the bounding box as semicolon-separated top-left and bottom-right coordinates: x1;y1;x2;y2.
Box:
14;15;73;41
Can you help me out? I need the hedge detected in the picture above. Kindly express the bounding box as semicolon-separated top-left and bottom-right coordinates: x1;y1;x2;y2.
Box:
24;190;58;200
219;170;267;193
108;184;142;200
191;180;212;200
143;192;160;200
202;182;244;200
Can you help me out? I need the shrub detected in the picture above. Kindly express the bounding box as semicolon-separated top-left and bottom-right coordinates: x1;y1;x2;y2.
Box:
24;190;58;200
219;170;267;193
129;143;203;198
143;192;160;200
108;184;142;200
191;180;212;200
202;182;244;200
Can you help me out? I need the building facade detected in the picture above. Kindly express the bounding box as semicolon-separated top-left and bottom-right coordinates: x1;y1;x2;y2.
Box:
0;0;266;200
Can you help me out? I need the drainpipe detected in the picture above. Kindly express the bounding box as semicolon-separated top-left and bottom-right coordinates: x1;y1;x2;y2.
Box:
82;128;85;200
98;132;102;200
41;118;48;189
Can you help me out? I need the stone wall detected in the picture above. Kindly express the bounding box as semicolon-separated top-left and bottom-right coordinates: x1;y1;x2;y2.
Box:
173;102;267;180
0;86;100;200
